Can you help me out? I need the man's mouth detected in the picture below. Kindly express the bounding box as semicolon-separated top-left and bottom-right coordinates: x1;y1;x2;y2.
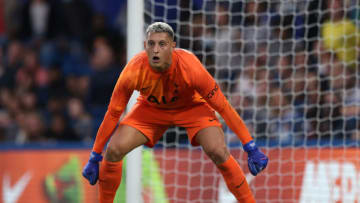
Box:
152;56;160;63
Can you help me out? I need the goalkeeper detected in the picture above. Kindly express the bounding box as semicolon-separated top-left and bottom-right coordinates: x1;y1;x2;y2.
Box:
82;22;268;203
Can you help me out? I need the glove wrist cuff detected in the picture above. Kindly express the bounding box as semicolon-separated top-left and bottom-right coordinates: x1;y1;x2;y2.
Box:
89;151;103;162
243;140;258;153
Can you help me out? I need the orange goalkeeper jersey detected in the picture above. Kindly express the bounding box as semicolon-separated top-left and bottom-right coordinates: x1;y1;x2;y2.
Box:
93;48;253;153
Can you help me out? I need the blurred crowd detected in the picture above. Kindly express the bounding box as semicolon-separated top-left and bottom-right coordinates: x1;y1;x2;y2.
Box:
0;0;126;144
167;0;360;144
0;0;359;146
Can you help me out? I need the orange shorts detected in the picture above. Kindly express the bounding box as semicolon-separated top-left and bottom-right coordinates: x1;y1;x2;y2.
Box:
120;102;222;147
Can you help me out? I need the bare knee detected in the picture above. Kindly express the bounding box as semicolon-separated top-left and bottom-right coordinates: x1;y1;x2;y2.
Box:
104;125;148;162
203;145;230;165
105;143;128;162
196;127;230;164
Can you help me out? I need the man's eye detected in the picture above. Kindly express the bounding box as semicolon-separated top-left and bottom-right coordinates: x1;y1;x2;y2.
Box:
148;42;154;46
159;42;166;47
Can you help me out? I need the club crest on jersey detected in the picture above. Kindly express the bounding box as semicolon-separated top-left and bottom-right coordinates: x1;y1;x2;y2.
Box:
140;86;151;94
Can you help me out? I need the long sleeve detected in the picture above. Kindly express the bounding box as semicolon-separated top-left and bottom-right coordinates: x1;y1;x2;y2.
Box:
92;58;139;153
189;55;253;145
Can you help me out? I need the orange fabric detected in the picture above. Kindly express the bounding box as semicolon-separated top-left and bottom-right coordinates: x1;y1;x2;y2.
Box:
217;155;255;203
99;160;123;203
92;48;253;153
121;102;222;147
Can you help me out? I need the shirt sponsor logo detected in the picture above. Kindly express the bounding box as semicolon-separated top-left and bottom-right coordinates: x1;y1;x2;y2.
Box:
147;83;179;105
147;95;178;105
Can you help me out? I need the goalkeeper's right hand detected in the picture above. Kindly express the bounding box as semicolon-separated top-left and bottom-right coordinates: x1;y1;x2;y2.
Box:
82;151;103;185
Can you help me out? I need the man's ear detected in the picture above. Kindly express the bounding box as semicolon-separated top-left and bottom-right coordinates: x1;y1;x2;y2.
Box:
144;40;146;49
172;41;176;48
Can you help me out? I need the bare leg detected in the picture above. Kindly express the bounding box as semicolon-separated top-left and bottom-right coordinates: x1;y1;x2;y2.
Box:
195;126;230;164
105;124;149;162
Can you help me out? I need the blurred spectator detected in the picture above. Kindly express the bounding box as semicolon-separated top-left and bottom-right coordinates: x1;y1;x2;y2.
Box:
88;36;122;132
0;110;17;141
320;0;360;69
303;71;322;138
262;85;307;143
272;1;309;40
328;57;360;139
229;65;270;141
179;13;208;64
241;1;272;66
88;13;126;60
348;0;360;26
57;0;93;42
19;0;61;41
16;48;49;104
305;0;326;51
311;55;354;139
278;44;309;106
16;110;47;144
17;91;38;112
46;95;67;116
230;57;268;111
3;0;22;39
43;95;67;135
89;36;121;105
268;14;296;67
230;42;272;107
47;64;67;97
67;97;93;142
45;113;79;141
65;74;90;100
0;88;20;116
209;2;242;93
0;41;23;90
318;91;343;138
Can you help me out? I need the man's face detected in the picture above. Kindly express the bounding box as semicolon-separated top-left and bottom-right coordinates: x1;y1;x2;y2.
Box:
144;32;176;72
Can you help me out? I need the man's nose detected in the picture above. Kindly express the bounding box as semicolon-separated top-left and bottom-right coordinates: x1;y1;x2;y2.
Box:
153;44;160;53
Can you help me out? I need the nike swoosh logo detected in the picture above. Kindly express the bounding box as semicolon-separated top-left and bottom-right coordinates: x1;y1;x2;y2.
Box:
235;178;245;188
209;119;216;122
3;172;32;203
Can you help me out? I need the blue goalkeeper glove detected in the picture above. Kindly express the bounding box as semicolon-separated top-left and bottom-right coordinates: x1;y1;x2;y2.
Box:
243;140;268;176
82;151;103;185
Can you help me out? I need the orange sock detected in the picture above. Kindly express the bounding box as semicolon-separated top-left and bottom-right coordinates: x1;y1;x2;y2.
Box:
99;160;123;203
217;155;255;203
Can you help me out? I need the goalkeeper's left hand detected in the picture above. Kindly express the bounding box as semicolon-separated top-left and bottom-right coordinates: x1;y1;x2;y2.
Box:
243;140;268;176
